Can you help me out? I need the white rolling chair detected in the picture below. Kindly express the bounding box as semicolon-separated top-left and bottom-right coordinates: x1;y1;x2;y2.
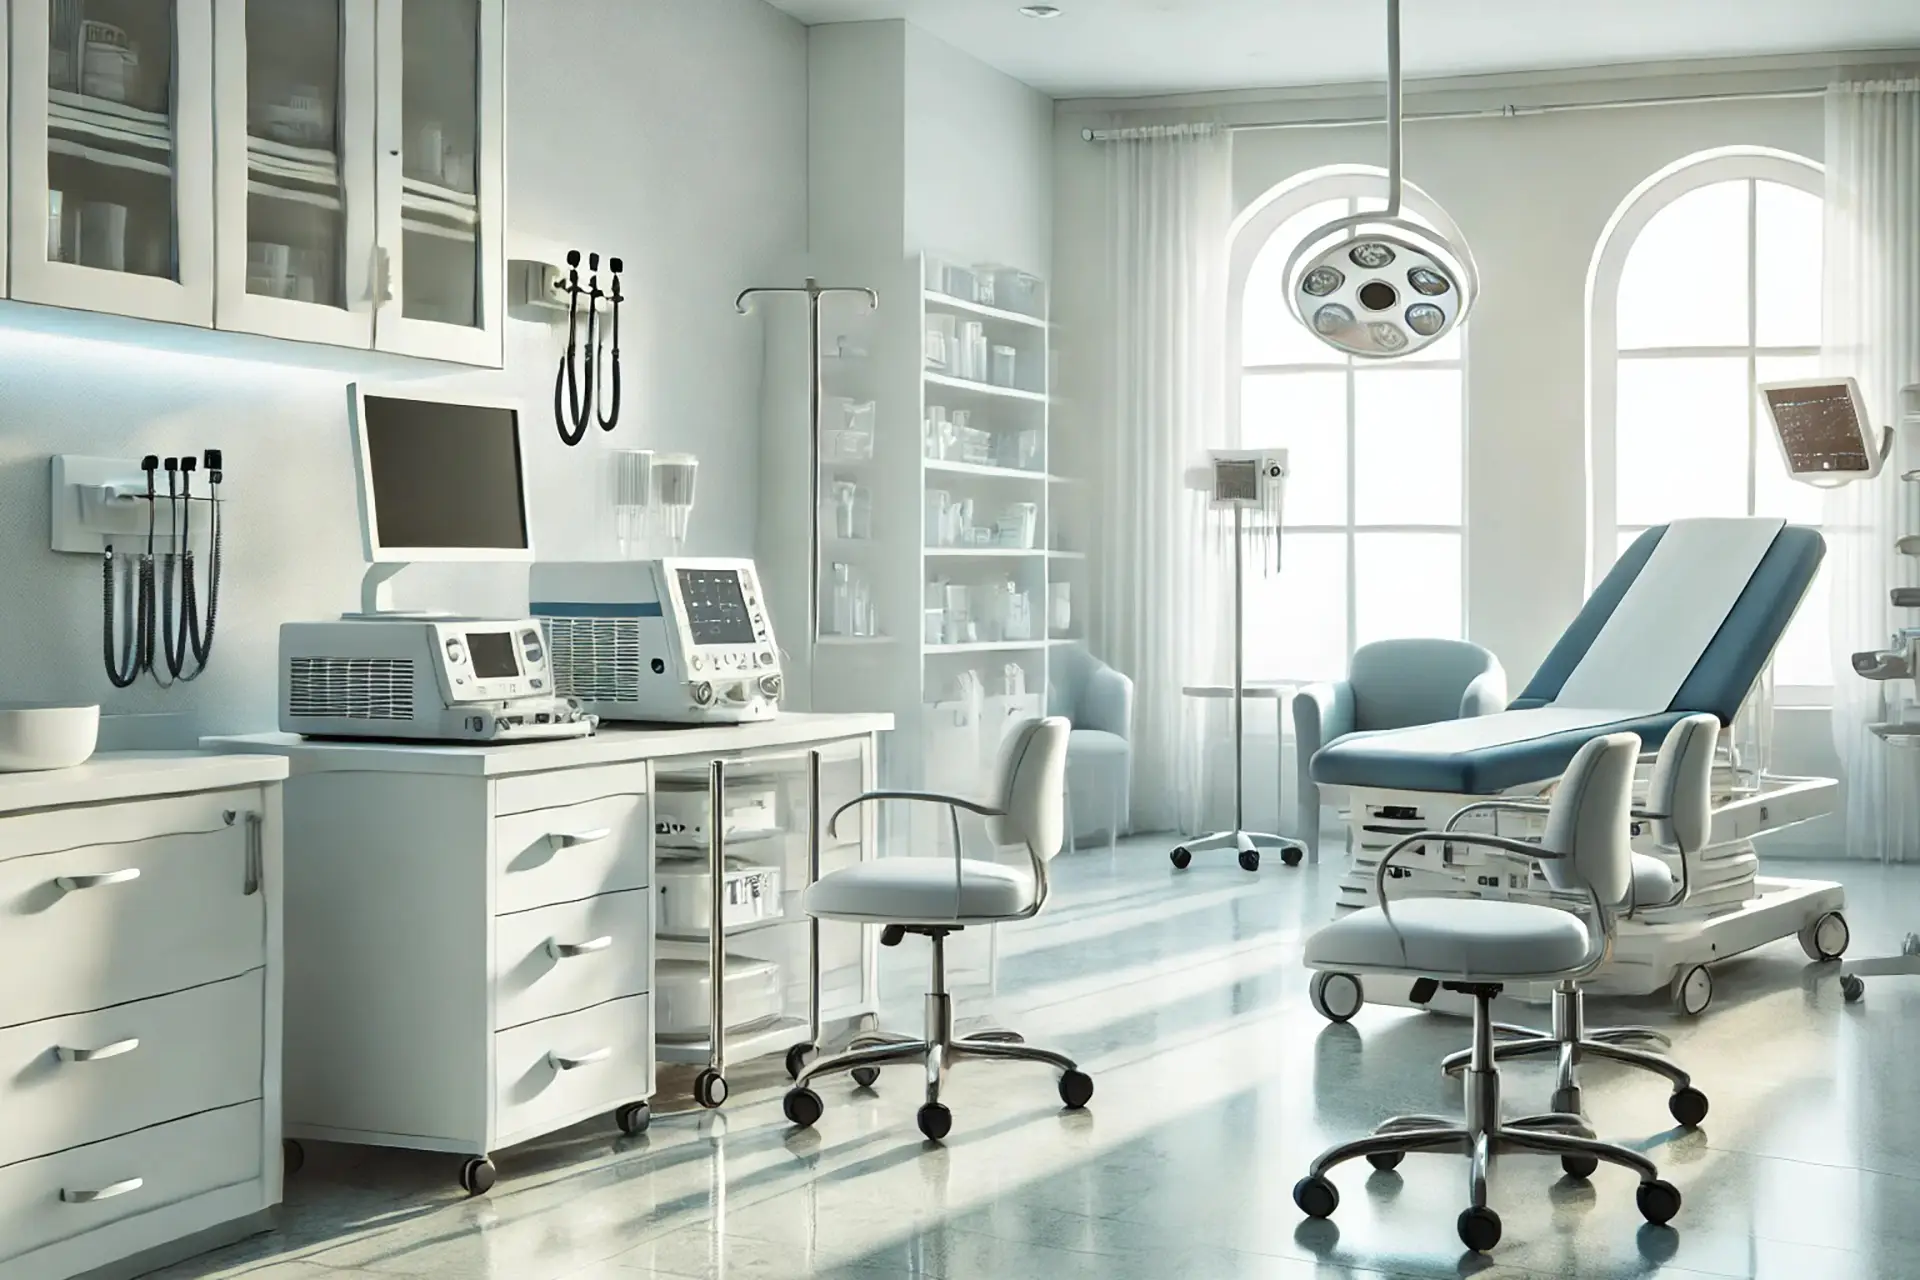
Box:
1294;733;1682;1254
1437;713;1717;1127
781;716;1092;1142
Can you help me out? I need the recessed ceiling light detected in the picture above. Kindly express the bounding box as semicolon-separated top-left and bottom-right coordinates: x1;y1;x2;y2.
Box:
1019;4;1062;17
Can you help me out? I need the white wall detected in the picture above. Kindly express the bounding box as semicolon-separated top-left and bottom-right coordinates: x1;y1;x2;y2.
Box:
0;0;808;741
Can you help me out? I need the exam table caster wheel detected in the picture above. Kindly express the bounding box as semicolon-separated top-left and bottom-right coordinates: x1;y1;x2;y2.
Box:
458;1157;496;1197
783;1086;824;1129
1799;911;1850;962
1842;974;1866;1002
1366;1151;1403;1172
1671;964;1713;1017
615;1101;651;1136
916;1102;953;1142
1561;1154;1599;1179
1310;971;1364;1024
693;1069;729;1109
1636;1178;1683;1226
1292;1174;1339;1218
851;1066;881;1088
1668;1086;1709;1128
1058;1069;1094;1110
1457;1205;1502;1252
1170;846;1193;870
785;1043;815;1081
1281;845;1303;867
281;1139;305;1177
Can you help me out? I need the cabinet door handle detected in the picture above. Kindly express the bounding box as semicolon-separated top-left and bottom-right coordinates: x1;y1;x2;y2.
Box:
546;1047;612;1071
58;1038;140;1064
546;936;613;960
244;812;264;896
374;245;393;304
552;828;612;849
55;869;140;892
61;1177;143;1204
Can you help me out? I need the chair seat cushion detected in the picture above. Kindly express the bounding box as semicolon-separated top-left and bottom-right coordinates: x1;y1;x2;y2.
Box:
1632;852;1676;908
1067;728;1130;760
1305;896;1592;979
805;857;1035;924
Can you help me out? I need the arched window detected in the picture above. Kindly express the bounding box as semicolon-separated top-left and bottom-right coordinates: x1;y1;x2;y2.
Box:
1230;166;1468;682
1588;147;1828;697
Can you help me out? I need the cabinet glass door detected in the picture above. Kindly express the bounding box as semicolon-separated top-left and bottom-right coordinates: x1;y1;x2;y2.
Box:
214;0;377;346
8;0;215;324
374;0;503;365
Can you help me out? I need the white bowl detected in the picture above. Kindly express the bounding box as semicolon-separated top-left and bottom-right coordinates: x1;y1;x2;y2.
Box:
0;703;100;772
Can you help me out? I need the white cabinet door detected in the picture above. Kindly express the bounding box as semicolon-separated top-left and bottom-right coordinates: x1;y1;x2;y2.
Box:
212;0;378;348
8;0;216;325
371;0;503;367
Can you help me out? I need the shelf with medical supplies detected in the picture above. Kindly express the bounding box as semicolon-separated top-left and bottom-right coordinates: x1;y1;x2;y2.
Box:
925;372;1049;404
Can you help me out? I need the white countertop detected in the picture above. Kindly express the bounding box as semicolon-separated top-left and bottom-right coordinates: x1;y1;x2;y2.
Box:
203;711;895;777
0;751;290;816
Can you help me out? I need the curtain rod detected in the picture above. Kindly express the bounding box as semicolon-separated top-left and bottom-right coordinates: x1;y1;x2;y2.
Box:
1080;85;1824;141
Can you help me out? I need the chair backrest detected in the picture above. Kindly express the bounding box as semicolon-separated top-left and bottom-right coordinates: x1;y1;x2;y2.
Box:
1350;638;1504;732
1649;713;1718;854
985;716;1070;862
1046;646;1093;719
1538;732;1638;904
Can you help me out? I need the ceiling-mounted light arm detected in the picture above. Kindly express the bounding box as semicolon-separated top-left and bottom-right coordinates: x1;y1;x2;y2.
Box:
1384;0;1403;218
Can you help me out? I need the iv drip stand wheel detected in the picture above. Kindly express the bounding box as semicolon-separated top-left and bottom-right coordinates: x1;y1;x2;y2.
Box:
1171;503;1307;872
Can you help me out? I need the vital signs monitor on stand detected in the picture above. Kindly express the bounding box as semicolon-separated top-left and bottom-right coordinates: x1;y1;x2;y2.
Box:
277;386;596;743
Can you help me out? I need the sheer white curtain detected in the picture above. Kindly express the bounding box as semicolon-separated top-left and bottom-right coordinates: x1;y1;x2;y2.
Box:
1089;124;1232;833
1822;80;1920;861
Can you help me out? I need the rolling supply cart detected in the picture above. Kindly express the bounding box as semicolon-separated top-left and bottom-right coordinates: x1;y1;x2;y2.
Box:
654;746;880;1108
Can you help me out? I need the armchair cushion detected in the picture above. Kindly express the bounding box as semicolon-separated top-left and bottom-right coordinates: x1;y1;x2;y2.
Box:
1305;898;1591;978
1349;638;1508;733
805;857;1035;924
1067;728;1129;762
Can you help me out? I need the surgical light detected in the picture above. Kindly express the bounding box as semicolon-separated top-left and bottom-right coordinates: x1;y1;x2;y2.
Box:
1283;0;1479;359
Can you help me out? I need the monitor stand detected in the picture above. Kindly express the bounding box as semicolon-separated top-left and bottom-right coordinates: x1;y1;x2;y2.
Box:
341;562;457;621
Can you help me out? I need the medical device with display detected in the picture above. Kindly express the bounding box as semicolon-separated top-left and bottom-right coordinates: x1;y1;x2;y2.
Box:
1760;376;1889;485
531;558;783;724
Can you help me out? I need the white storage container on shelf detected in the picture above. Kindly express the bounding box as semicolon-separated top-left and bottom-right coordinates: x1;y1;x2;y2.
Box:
655;781;779;848
657;855;784;937
656;955;784;1040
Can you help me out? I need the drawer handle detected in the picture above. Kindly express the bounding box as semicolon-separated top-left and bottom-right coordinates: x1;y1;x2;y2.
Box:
552;828;612;849
547;1047;613;1071
58;1038;140;1064
61;1177;143;1204
546;936;613;960
55;869;141;892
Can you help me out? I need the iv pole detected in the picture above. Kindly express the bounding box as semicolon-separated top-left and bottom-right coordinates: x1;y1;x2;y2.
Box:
734;278;880;668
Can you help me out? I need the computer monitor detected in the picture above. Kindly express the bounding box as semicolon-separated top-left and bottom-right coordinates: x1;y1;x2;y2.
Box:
347;383;532;564
1760;376;1886;486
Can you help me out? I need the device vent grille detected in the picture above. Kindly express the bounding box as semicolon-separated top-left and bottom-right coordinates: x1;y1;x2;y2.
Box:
546;618;643;704
288;657;416;721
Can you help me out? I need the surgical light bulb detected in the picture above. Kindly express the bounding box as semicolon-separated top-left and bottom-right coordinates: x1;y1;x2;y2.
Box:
1350;242;1396;269
1408;266;1451;296
1303;265;1344;297
1405;303;1446;336
1357;280;1398;312
1368;322;1408;352
1312;303;1355;335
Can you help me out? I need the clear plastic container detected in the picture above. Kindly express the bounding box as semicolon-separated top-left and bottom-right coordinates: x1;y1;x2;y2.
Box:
655;955;784;1040
656;856;784;936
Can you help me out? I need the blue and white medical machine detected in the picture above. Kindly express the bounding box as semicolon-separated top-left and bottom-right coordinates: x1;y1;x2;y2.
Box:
277;385;596;743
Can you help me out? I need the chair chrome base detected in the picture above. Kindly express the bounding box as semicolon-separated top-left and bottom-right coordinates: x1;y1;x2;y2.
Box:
1170;828;1304;872
1437;981;1709;1128
1296;983;1682;1253
782;931;1092;1141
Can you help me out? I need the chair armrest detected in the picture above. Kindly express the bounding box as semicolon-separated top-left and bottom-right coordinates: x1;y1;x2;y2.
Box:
1459;666;1508;719
827;789;1005;839
1081;666;1134;740
1293;681;1355;759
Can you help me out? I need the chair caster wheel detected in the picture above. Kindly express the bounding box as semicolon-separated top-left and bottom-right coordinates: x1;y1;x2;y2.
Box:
783;1087;824;1129
1058;1069;1094;1110
851;1066;880;1088
1842;974;1866;1002
458;1157;496;1197
1668;1086;1708;1128
1170;847;1192;870
1561;1154;1599;1179
1457;1205;1502;1252
1281;846;1303;867
1309;970;1364;1023
282;1139;305;1177
693;1069;728;1109
1366;1151;1403;1172
916;1102;953;1141
1293;1174;1338;1218
1551;1086;1583;1117
785;1043;814;1081
1636;1178;1682;1225
615;1101;651;1136
1238;849;1260;872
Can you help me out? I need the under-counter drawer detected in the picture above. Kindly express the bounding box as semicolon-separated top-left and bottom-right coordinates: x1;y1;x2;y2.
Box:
495;890;651;1030
494;763;648;817
494;993;651;1148
0;1101;261;1264
0;972;263;1168
494;792;649;915
0;817;263;1029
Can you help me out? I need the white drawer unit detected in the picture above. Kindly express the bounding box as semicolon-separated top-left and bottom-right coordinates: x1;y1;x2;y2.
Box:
494;890;653;1031
0;754;286;1280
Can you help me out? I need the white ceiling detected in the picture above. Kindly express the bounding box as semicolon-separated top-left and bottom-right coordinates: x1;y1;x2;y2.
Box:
763;0;1920;98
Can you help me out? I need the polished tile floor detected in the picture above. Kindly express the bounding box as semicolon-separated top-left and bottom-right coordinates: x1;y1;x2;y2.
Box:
153;841;1920;1280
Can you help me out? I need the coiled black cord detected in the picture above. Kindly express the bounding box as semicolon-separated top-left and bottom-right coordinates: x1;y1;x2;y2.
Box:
596;257;623;432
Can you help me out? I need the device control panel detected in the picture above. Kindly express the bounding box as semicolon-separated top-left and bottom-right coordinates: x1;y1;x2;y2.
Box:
664;561;778;675
433;619;553;703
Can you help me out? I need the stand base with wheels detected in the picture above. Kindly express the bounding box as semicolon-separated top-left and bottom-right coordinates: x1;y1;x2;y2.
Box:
1837;931;1920;1001
1171;828;1304;872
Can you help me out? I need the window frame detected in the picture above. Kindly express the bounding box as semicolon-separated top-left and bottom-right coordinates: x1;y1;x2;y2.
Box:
1227;166;1471;681
1586;147;1826;702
